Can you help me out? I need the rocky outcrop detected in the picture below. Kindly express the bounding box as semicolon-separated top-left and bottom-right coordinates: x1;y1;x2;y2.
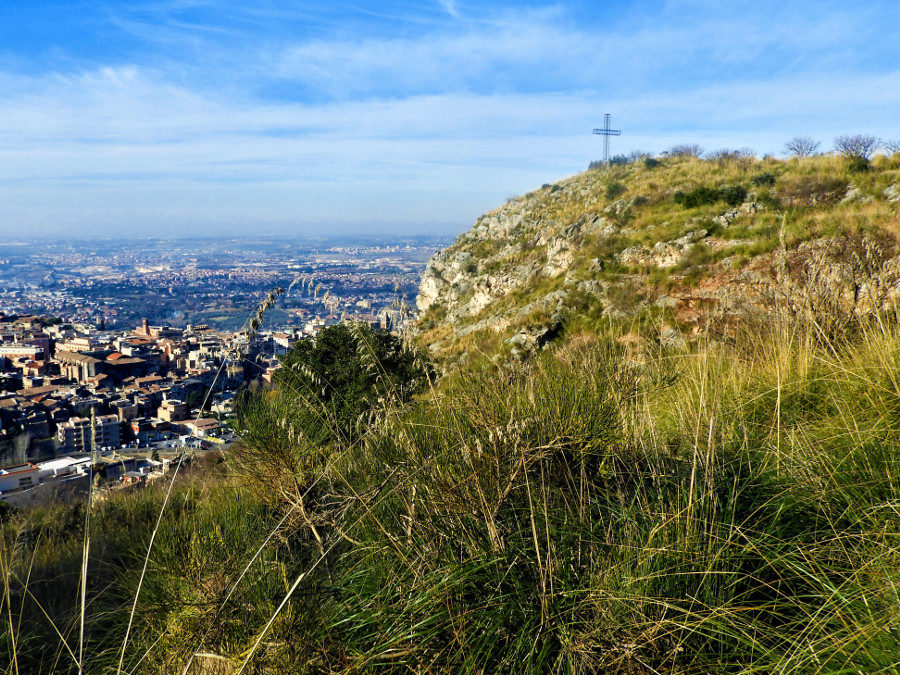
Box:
416;158;900;357
618;229;708;268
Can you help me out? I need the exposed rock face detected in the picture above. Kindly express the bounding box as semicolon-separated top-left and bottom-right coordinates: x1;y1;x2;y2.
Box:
618;229;708;268
416;159;900;357
416;202;551;323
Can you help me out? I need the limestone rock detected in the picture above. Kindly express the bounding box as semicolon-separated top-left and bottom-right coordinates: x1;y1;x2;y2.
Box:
618;230;707;268
506;314;565;357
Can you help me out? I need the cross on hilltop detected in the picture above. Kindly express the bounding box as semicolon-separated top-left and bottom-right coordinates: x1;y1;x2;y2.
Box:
592;113;621;164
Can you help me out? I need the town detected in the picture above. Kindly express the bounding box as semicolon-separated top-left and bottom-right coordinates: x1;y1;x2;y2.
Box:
0;235;448;509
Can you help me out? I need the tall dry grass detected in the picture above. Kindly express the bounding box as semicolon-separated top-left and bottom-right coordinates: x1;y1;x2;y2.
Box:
2;313;900;672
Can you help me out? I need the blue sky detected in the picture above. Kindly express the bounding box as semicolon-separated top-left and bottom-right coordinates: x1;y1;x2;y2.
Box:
0;0;898;238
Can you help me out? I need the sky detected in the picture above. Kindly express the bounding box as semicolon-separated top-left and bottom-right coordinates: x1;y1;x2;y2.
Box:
0;0;898;239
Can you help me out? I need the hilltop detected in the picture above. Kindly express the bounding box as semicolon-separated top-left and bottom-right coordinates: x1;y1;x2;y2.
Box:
416;153;900;358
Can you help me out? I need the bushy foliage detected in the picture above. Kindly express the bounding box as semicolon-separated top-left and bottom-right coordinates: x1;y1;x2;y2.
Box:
706;147;755;163
751;171;777;186
232;323;431;508
604;180;626;200
673;183;747;208
848;156;871;173
277;323;428;436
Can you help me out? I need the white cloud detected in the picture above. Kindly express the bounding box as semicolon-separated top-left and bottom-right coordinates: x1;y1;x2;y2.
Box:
268;4;877;98
0;1;898;236
1;60;899;238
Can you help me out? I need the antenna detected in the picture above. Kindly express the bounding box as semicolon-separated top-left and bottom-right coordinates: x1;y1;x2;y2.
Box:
592;113;621;164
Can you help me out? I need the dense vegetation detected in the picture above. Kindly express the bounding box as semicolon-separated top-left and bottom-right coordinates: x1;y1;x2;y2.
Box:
3;314;900;672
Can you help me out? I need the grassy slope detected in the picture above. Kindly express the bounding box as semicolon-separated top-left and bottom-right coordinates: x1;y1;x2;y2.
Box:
417;153;900;359
3;319;900;672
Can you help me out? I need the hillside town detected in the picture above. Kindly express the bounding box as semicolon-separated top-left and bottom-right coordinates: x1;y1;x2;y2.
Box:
0;309;373;508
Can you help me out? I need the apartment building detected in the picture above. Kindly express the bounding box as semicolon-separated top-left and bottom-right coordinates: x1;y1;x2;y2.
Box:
57;414;121;452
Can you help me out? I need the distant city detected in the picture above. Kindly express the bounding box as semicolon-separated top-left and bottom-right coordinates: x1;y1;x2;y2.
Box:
0;234;450;506
0;235;451;332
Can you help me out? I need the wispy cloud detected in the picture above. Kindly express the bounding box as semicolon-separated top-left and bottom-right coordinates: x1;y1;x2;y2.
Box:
437;0;460;19
0;1;897;237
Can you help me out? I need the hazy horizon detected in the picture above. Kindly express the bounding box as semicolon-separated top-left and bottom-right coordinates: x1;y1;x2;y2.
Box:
1;0;898;239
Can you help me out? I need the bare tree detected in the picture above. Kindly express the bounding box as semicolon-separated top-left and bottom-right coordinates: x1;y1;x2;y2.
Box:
706;147;755;164
834;135;880;159
664;143;703;158
784;136;820;157
884;140;900;156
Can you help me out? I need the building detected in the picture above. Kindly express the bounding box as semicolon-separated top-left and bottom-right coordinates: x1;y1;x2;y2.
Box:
0;343;44;366
57;414;121;452
36;456;91;481
181;418;220;437
114;400;139;422
96;455;136;480
55;350;102;383
157;399;188;422
55;336;100;353
0;463;40;493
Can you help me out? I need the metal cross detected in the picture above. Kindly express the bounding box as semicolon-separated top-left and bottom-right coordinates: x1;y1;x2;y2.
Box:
592;113;621;164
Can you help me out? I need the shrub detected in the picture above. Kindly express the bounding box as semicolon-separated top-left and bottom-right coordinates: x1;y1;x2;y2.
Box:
706;147;755;163
604;181;626;200
848;156;871;173
608;154;629;165
643;156;661;169
237;323;430;451
665;143;704;158
674;186;719;207
674;184;747;208
751;172;777;186
718;184;748;205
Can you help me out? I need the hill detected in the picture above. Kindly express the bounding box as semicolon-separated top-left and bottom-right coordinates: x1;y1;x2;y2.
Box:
416;153;900;359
